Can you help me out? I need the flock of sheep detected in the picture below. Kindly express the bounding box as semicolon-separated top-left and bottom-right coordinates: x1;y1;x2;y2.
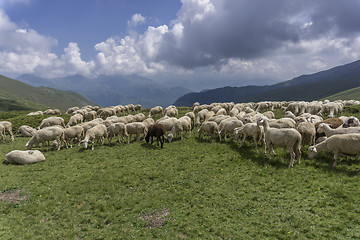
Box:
2;99;360;168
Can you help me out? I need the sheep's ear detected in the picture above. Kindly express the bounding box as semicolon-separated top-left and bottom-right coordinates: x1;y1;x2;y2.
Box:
309;147;317;153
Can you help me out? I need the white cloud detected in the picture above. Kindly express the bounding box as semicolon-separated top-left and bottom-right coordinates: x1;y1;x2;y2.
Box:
128;13;145;27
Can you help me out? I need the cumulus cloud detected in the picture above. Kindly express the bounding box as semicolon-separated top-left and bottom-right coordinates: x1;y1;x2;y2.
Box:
127;13;145;28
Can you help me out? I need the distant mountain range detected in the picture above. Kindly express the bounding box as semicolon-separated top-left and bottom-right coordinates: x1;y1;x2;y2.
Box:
17;74;191;108
0;74;96;111
174;59;360;106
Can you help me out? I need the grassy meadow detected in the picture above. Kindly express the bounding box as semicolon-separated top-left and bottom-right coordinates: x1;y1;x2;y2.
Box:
0;107;360;239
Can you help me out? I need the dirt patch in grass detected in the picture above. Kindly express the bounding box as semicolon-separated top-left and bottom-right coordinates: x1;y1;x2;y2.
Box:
140;208;170;228
0;189;28;204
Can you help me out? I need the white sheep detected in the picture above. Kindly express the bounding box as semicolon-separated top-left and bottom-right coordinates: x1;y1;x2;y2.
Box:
26;126;65;151
157;117;177;132
198;121;221;141
219;119;244;141
16;125;37;137
284;111;296;119
107;122;128;144
83;110;97;121
233;123;264;153
164;107;178;117
296;121;316;146
126;122;148;143
63;125;84;148
167;116;192;142
317;123;360;137
196;109;209;126
66;113;83;127
0;124;5;143
80;124;108;150
342;116;360;128
38;117;66;129
268;118;296;129
0;121;14;141
185;112;196;129
257;117;302;168
4;150;46;165
308;133;360;168
148;106;163;118
142;118;155;129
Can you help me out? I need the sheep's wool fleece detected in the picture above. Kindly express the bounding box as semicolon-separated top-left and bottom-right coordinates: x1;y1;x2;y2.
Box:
5;150;46;165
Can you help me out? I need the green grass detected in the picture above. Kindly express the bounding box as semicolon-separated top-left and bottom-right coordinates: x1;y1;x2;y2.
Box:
0;109;360;239
324;86;360;101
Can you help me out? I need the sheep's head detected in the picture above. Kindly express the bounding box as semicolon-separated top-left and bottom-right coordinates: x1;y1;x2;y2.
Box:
167;133;173;143
308;146;317;159
81;140;88;149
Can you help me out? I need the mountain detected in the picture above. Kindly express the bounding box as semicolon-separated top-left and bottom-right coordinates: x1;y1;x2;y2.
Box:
17;74;192;108
0;74;96;111
174;59;360;106
323;86;360;101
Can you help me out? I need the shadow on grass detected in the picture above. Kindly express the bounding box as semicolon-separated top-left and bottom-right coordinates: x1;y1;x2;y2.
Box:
141;142;163;150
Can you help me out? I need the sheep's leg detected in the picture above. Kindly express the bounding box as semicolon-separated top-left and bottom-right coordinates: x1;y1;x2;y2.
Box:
91;140;95;151
252;135;259;153
288;147;295;168
332;152;339;168
160;136;164;148
136;133;140;142
108;137;112;145
296;146;301;164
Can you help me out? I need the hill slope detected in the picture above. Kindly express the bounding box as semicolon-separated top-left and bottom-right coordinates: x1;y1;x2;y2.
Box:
0;74;96;111
323;86;360;101
174;59;360;106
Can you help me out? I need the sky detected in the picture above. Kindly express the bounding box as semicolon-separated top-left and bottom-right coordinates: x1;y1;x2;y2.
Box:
1;0;360;91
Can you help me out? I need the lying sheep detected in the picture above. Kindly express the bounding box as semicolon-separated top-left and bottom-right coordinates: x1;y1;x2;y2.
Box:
4;150;46;165
80;124;108;150
26;126;65;151
0;121;14;141
198;121;221;141
38;117;66;129
317;123;360;137
308;133;360;168
257;117;302;168
63;125;84;148
126;122;148;143
16;125;37;137
233;123;264;153
107;123;128;145
145;123;166;148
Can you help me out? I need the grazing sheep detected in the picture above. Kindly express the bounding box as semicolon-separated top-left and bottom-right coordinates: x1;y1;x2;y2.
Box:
126;122;148;143
145;123;166;148
26;126;65;151
107;123;128;145
268;118;296;129
196;109;209;126
167;116;192;142
63;125;84;148
133;113;146;122
296;122;316;146
257;117;302;168
342;116;360;128
263;111;275;119
308;133;360;168
164;107;178;117
219;119;244;141
80;124;108;150
185;112;196;129
16;125;37;137
157;117;177;132
198;121;221;141
0;121;14;141
0;124;5;143
148;106;163;118
38;117;66;129
317;123;360;137
83;111;97;121
142;118;155;129
66;106;80;114
284;111;296;119
233;123;264;153
66;113;83;127
4;150;46;165
315;118;344;130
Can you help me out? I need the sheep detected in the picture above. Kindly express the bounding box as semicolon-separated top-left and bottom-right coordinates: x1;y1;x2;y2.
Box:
219;119;244;141
296;121;316;146
148;106;163;118
342;116;360;128
66;106;80;114
196;109;209;126
233;123;264;153
26;126;65;151
268;118;296;129
107;122;128;145
142;118;155;129
126;122;148;143
185;112;196;129
145;123;166;148
263;111;275;119
63;125;84;148
314;118;344;137
284;111;296;119
0;124;5;143
133;113;146;122
198;121;221;141
164;107;178;117
257;117;302;168
0;121;14;141
80;124;108;150
83;111;97;121
167;116;192;142
16;125;37;137
66;113;83;127
38;117;66;129
317;123;360;137
4;150;46;165
308;133;360;168
157;117;177;132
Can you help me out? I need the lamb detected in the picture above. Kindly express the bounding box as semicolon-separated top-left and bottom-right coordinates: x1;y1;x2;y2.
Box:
148;106;163;118
66;113;83;127
63;125;84;148
80;124;108;150
296;122;316;146
107;122;128;145
26;126;65;151
4;150;46;165
126;122;148;143
317;123;360;137
167;116;192;142
16;125;37;137
145;123;166;148
219;119;244;141
308;133;360;168
257;117;302;168
198;121;221;141
38;117;66;129
0;121;14;141
233;123;264;153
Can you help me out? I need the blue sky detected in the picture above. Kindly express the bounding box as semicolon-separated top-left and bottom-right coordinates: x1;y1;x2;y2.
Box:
1;0;360;91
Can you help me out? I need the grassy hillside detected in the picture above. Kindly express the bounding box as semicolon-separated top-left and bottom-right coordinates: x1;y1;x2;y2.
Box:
0;74;97;111
0;108;360;239
324;86;360;101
